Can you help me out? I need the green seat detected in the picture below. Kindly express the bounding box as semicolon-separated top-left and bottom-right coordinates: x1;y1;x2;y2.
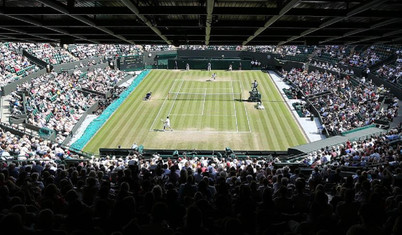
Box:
45;113;54;123
50;95;57;102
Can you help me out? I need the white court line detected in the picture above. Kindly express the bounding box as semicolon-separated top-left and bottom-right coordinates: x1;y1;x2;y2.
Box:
152;130;251;134
150;79;250;133
169;114;236;117
239;77;252;132
167;79;184;116
175;88;233;90
201;88;207;116
173;79;241;82
231;80;239;132
149;80;177;131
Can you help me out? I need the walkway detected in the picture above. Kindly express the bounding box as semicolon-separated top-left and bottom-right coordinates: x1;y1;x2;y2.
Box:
0;95;12;123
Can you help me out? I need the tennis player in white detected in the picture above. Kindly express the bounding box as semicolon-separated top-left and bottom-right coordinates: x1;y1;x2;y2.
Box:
163;116;173;131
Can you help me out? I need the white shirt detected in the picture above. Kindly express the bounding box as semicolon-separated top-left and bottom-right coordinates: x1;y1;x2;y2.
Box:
165;118;170;126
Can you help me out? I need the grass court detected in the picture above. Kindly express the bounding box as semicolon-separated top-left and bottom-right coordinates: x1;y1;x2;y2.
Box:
83;70;307;154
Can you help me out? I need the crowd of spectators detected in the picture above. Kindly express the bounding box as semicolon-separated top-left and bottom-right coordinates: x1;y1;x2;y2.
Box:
68;44;143;60
0;43;40;87
301;125;402;167
310;60;354;76
274;46;305;57
143;45;175;52
179;45;240;51
315;46;350;60
0;124;400;234
0;127;77;161
13;72;99;143
7;62;131;143
73;66;128;94
22;43;78;65
340;45;397;69
283;68;399;135
284;69;341;96
376;52;402;86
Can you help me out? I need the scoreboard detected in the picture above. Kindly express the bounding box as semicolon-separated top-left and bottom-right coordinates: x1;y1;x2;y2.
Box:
118;55;144;71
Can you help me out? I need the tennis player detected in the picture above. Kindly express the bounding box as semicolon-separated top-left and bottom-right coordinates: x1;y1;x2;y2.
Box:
212;73;216;80
163;116;173;131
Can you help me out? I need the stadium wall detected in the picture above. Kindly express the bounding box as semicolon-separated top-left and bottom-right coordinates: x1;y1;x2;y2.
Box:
143;50;178;68
99;148;288;159
22;50;47;69
52;56;105;72
167;58;252;70
175;50;279;66
282;61;304;71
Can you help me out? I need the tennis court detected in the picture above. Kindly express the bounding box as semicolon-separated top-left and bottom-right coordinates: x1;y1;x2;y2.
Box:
149;79;251;132
83;70;307;153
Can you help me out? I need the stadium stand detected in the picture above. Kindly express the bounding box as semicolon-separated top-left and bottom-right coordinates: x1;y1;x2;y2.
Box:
2;42;402;235
23;43;77;65
376;50;402;88
0;43;40;87
283;68;399;136
16;72;99;143
0;124;400;234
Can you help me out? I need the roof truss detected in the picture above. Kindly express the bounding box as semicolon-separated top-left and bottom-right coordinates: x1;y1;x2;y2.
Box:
0;0;399;45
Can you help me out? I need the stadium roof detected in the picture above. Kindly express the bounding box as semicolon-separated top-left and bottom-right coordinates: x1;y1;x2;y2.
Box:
0;0;401;45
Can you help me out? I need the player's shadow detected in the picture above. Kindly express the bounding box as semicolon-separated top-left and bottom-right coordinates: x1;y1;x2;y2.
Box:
153;129;165;132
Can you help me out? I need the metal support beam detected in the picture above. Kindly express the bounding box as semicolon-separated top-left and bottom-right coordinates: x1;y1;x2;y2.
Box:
346;28;402;44
36;0;135;44
0;26;56;42
0;31;34;43
205;0;214;45
320;18;402;44
279;0;388;45
242;0;300;45
119;0;171;44
2;7;401;18
0;8;98;44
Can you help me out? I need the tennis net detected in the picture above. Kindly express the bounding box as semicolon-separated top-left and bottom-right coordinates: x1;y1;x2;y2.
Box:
168;92;242;101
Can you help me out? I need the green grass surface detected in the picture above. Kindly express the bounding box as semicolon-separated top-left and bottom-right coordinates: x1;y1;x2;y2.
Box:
83;70;307;154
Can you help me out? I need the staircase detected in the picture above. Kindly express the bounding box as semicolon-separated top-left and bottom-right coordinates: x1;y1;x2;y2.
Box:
308;46;320;61
0;95;12;123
